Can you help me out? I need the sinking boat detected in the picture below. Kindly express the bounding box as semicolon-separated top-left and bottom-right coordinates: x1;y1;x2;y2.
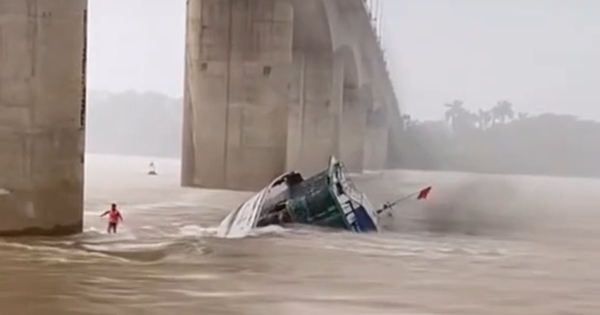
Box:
217;156;379;238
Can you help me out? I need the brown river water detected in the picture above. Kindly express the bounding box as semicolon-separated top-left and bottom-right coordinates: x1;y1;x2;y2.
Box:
2;154;600;315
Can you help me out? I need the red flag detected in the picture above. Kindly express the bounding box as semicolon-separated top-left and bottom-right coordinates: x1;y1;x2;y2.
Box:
417;186;432;200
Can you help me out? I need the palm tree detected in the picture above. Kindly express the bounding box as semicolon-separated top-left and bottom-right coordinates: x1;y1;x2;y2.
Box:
401;114;414;130
444;100;464;126
492;100;514;124
444;100;475;132
477;108;493;129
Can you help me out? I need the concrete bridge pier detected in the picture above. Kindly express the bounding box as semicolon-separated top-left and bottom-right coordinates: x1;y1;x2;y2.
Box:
363;107;389;170
0;0;87;235
285;51;343;176
338;86;368;173
182;0;401;189
181;0;294;191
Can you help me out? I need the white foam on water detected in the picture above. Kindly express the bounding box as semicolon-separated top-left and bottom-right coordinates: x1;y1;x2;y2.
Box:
177;224;219;237
81;241;172;253
79;226;138;243
214;223;291;240
0;240;130;263
169;289;259;298
146;273;219;281
249;224;289;237
315;235;518;261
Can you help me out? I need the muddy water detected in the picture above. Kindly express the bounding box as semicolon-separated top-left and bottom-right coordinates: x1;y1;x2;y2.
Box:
1;154;600;315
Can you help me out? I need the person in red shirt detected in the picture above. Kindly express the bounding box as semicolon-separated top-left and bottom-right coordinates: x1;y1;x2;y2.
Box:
100;203;124;234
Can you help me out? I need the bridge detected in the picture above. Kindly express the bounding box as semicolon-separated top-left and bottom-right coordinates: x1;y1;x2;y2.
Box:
0;0;403;236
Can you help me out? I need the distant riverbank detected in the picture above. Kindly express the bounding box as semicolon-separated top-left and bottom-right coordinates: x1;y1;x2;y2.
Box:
86;91;600;180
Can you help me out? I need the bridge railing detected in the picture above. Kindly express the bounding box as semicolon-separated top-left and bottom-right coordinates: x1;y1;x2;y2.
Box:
361;0;399;112
363;0;383;40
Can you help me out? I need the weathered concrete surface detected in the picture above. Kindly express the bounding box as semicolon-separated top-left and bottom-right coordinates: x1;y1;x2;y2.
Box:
0;0;87;235
363;107;388;170
285;52;343;176
339;86;367;173
183;0;402;190
285;0;340;177
182;0;294;191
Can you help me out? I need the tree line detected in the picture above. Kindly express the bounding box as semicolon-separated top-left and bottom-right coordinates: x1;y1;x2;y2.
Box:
394;100;600;178
87;90;600;179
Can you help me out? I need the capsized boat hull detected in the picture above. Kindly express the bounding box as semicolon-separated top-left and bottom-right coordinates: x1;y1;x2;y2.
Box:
216;157;378;238
216;173;289;238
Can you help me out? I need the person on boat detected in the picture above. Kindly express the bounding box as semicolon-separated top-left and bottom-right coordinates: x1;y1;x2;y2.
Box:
148;162;157;175
257;203;292;227
100;203;124;234
257;211;280;227
277;208;292;224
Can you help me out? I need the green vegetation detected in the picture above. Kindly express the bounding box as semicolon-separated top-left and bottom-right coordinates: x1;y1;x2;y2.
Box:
87;91;600;178
395;100;600;178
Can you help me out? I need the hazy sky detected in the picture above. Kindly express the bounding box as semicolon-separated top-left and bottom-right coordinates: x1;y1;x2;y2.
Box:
88;0;600;121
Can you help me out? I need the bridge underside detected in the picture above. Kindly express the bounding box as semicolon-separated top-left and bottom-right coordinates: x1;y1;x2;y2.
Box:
0;0;401;235
182;0;398;191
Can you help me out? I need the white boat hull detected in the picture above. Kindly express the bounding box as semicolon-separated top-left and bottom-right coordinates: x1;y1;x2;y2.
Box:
216;174;288;238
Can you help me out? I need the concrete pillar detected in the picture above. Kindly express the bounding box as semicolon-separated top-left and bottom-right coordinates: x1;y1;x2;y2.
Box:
339;87;367;173
286;51;343;176
363;107;389;170
0;0;87;235
182;0;294;191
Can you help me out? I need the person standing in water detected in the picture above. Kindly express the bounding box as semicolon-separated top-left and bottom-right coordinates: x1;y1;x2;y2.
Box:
100;203;124;234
